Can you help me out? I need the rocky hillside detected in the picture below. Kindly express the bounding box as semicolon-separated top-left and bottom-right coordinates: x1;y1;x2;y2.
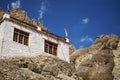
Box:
0;54;83;80
0;34;119;80
113;41;120;80
70;34;119;80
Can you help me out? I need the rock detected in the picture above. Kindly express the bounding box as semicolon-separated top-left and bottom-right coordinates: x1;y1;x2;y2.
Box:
9;8;30;23
21;68;46;80
0;54;78;80
69;45;76;55
113;41;120;80
57;74;75;80
8;8;49;32
71;34;119;80
0;8;4;19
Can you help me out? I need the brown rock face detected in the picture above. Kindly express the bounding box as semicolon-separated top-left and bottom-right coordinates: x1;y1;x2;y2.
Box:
69;45;76;55
71;34;119;80
0;8;49;32
8;8;43;27
0;54;83;80
113;41;120;80
0;8;4;19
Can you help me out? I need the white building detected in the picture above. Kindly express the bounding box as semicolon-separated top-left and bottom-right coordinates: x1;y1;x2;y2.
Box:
0;8;70;62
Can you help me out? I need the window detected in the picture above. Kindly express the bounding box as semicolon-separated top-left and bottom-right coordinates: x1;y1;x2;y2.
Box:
13;28;29;46
44;40;58;56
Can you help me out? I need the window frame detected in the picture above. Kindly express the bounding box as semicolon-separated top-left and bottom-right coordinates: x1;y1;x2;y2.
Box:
44;40;58;56
13;28;29;46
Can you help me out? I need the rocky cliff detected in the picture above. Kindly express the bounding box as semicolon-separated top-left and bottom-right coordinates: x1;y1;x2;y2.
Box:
0;34;119;80
70;34;119;80
113;41;120;80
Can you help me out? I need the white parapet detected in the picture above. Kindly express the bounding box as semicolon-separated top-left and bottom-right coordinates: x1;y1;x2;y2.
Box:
3;13;10;19
37;26;41;31
65;38;69;43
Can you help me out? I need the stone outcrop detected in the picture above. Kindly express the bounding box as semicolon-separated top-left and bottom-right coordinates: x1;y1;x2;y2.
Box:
0;34;119;80
8;8;43;27
0;54;82;80
71;34;119;80
113;41;120;80
69;45;76;55
0;8;49;32
0;8;4;19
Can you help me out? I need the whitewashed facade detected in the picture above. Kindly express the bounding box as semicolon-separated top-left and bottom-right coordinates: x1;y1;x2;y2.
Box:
0;12;70;62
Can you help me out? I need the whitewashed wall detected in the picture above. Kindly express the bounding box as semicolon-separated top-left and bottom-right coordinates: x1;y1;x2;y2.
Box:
0;20;70;62
0;21;6;57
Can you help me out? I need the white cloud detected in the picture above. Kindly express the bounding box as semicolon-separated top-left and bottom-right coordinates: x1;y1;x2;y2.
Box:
82;18;89;24
79;36;94;48
11;0;21;9
79;45;85;48
38;0;47;21
80;36;93;43
80;38;86;42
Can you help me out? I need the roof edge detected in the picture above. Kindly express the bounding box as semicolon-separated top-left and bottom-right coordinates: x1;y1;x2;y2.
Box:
1;16;69;44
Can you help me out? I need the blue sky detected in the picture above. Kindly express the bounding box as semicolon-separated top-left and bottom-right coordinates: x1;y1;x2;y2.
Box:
0;0;120;49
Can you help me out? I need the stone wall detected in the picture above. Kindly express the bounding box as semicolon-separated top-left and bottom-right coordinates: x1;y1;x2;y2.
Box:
0;21;5;56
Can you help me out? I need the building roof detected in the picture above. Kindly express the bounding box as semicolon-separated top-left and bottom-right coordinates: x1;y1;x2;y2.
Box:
0;8;69;44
